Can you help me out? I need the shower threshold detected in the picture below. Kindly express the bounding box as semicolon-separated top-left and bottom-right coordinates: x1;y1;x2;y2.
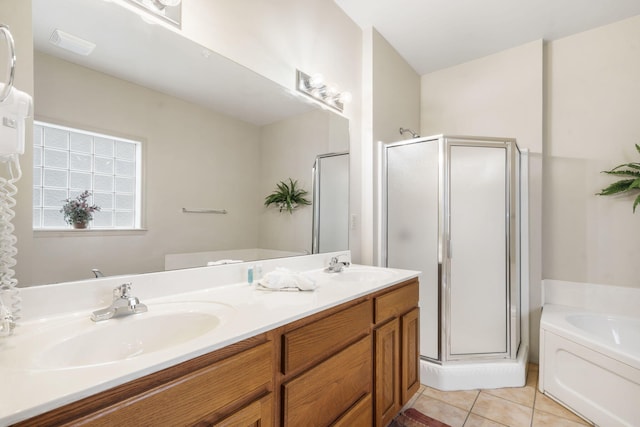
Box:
420;344;529;391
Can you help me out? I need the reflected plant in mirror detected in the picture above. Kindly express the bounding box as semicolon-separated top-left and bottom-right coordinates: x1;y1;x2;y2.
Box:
264;179;311;213
60;191;100;229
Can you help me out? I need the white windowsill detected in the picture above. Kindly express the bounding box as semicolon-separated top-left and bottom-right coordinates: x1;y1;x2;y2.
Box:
34;228;148;237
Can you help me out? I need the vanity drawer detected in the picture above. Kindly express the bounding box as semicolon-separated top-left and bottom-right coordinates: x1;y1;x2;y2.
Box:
374;279;419;324
282;336;372;427
332;393;372;427
68;341;273;426
282;300;372;374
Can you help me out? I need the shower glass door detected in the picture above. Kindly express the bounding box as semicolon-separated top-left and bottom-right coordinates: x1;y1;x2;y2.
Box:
385;138;440;360
447;144;508;358
312;152;349;254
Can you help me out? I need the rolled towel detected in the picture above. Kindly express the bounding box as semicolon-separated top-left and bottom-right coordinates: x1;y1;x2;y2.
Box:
257;268;317;292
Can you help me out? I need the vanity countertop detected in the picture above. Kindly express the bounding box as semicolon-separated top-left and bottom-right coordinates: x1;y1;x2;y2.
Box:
0;260;418;425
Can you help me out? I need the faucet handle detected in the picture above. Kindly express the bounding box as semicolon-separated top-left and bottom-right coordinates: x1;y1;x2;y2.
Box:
114;283;132;299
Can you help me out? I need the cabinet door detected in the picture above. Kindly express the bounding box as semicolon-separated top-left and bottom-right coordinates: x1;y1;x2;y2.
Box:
374;318;400;427
401;307;420;404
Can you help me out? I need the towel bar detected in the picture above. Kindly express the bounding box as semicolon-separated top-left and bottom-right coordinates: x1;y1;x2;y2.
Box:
181;208;228;214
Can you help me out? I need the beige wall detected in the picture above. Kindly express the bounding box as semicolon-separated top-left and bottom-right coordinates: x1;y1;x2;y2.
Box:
258;109;348;253
544;15;640;288
29;53;262;285
370;29;421;263
180;0;365;261
420;40;544;361
372;30;421;146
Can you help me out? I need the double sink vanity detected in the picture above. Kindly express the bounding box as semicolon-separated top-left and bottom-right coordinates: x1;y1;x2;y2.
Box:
0;252;419;426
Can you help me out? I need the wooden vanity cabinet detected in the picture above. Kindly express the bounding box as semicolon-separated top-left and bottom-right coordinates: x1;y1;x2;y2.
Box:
279;278;420;427
373;279;420;427
16;278;420;427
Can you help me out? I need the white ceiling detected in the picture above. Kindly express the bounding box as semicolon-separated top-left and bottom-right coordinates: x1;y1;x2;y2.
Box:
32;0;316;126
334;0;640;75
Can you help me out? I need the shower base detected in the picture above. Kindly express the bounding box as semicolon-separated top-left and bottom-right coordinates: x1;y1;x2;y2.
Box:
420;344;529;391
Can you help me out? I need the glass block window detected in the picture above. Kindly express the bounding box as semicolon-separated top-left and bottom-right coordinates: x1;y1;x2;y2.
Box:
33;121;142;229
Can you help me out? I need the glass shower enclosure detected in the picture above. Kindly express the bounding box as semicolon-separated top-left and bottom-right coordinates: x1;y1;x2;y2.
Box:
381;135;521;364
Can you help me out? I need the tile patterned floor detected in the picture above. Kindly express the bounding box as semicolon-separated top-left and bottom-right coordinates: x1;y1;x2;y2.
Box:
406;364;593;427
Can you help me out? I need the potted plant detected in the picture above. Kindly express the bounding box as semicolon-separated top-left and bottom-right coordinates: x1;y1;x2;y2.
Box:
596;144;640;213
60;190;101;228
264;178;311;213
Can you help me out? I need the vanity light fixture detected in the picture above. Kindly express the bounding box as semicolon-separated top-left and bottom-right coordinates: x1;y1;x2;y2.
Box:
151;0;181;10
296;70;352;113
49;29;96;56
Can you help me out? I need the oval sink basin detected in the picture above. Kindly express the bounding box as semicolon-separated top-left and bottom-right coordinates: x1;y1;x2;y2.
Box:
33;302;234;369
326;267;397;283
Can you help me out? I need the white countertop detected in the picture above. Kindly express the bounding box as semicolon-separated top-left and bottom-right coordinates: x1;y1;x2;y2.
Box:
0;254;418;425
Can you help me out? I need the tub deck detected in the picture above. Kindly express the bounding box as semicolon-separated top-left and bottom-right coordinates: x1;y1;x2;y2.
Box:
540;304;640;427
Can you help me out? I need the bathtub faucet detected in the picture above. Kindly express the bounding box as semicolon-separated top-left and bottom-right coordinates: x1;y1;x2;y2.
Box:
90;283;148;322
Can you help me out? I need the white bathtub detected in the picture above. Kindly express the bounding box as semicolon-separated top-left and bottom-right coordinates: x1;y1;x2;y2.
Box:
539;304;640;426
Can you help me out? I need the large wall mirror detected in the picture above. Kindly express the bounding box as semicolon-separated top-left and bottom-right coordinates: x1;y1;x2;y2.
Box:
29;0;349;286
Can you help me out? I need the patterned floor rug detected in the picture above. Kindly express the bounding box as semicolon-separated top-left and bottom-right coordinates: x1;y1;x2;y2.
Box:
389;408;452;427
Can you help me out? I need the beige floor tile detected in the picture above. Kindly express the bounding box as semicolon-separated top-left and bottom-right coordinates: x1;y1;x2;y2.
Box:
463;413;507;427
534;391;589;424
526;367;539;389
528;363;539;372
484;384;535;408
404;386;425;409
412;394;469;427
532;410;590;426
471;392;533;427
421;386;479;411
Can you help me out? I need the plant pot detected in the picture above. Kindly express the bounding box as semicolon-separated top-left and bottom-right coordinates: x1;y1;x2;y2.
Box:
73;221;88;229
278;202;298;213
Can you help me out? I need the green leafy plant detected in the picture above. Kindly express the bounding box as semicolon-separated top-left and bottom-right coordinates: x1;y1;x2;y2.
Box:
264;178;311;213
60;190;101;226
596;144;640;213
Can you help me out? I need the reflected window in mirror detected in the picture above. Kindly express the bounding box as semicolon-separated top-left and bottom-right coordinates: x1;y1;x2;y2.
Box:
33;121;142;230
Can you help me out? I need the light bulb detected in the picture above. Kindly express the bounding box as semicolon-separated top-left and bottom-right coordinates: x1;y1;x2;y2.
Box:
338;91;353;104
325;84;339;98
308;73;324;88
310;88;324;99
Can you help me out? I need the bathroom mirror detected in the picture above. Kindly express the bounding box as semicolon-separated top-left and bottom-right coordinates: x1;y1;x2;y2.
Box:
28;0;349;285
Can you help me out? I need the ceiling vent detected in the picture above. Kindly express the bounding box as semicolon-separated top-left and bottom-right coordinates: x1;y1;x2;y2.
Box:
49;29;96;56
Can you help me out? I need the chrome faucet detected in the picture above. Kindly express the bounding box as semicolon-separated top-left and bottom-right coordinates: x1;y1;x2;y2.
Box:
91;283;148;322
327;255;351;273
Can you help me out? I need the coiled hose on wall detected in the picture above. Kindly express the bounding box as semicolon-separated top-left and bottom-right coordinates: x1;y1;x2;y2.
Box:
0;155;20;336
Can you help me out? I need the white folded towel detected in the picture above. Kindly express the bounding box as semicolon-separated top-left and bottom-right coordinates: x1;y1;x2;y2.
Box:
256;268;317;292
